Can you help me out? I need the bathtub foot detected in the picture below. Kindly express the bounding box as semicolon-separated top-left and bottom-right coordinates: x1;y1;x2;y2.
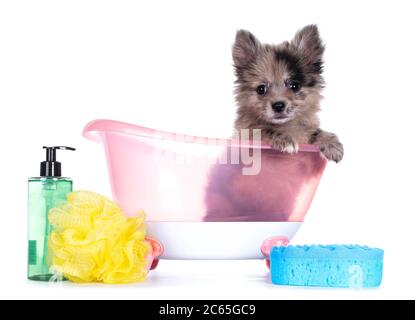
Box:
260;236;289;269
150;259;159;270
145;236;164;271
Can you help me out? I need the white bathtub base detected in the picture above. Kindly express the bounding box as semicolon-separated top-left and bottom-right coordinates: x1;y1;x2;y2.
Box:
146;221;303;260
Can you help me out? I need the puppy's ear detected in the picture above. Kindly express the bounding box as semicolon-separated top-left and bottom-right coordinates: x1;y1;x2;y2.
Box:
233;30;261;67
291;25;324;71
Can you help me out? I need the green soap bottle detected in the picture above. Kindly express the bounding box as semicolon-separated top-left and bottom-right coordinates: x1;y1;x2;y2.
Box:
27;146;75;281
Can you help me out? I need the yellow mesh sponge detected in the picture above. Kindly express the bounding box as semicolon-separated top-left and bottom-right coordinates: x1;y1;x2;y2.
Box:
48;191;151;284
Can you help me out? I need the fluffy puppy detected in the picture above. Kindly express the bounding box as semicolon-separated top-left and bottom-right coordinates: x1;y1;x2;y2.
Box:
233;25;343;162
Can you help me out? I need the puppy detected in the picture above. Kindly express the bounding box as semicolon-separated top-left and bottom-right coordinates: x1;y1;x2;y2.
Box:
233;25;343;162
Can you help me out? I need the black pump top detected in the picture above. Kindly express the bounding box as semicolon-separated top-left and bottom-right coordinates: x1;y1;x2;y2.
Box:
40;146;76;177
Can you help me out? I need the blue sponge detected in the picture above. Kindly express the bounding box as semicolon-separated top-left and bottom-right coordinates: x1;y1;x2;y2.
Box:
270;245;384;288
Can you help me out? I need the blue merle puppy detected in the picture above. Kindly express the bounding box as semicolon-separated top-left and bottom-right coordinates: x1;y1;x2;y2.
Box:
233;25;343;162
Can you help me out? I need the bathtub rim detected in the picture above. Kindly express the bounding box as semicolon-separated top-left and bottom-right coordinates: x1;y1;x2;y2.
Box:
83;119;321;152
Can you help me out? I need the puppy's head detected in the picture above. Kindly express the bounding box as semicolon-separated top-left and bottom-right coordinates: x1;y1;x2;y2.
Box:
233;25;324;127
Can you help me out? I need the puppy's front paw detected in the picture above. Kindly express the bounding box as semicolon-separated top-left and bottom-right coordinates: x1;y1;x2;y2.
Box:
312;130;344;163
271;135;299;154
320;138;344;163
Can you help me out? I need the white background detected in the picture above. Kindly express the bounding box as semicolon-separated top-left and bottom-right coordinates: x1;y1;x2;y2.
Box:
1;0;414;300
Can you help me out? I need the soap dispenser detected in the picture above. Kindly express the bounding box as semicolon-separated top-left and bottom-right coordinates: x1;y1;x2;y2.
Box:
27;146;75;281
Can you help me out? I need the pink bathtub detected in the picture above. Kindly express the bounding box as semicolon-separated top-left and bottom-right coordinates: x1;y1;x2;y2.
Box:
83;120;327;259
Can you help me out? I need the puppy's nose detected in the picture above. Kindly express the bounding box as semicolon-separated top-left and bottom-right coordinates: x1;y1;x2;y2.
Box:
272;101;286;113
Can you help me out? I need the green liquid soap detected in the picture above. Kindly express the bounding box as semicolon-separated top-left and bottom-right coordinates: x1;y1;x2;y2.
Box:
27;177;72;281
27;146;75;281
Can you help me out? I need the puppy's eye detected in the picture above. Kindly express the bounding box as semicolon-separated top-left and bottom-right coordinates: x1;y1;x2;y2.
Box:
256;84;268;95
288;81;301;92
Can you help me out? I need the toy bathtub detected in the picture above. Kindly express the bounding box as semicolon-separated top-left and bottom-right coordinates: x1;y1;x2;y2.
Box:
83;120;327;260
